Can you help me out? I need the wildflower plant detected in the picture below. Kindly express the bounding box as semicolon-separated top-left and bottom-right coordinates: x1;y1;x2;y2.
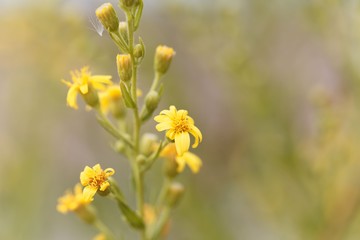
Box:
57;1;203;239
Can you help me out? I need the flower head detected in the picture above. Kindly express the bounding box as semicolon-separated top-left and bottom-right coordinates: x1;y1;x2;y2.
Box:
161;143;202;173
154;45;175;74
99;84;123;115
80;164;115;202
57;184;90;214
154;105;202;156
61;66;112;109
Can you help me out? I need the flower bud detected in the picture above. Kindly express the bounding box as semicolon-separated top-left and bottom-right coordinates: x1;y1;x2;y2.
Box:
145;91;160;112
154;45;175;74
140;133;159;156
136;155;147;165
96;3;119;32
134;44;144;59
117;54;133;82
118;21;129;44
166;182;184;207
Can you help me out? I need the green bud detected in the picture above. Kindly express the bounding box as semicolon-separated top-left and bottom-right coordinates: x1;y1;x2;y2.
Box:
166;182;184;207
117;54;133;82
136;155;147;165
96;3;119;32
145;91;160;112
154;45;175;74
140;133;159;156
134;44;144;59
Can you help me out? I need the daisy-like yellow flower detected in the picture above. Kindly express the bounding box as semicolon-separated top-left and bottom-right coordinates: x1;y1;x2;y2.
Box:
154;105;202;156
80;164;115;202
57;184;90;214
161;143;202;173
61;66;112;109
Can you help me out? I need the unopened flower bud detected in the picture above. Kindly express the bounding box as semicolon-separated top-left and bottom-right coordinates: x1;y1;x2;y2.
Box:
140;133;159;156
154;45;175;74
134;44;144;59
166;183;184;207
117;54;133;82
118;21;129;44
96;3;119;32
136;155;147;165
145;91;160;112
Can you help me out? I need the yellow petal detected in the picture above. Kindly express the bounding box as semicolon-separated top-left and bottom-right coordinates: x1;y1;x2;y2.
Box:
83;186;97;202
166;129;176;140
104;168;115;177
183;152;202;173
175;132;190;156
190;125;202;148
99;181;110;191
154;114;171;123
91;75;113;84
175;156;186;172
66;85;79;109
155;122;172;132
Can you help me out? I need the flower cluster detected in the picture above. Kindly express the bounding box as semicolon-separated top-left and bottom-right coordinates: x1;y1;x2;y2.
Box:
57;0;203;239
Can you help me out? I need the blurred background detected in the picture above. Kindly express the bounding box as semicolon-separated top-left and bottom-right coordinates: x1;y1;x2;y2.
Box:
2;0;360;239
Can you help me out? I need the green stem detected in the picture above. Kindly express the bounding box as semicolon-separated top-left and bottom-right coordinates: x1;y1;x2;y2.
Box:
156;177;172;208
149;71;162;92
148;207;171;240
96;112;134;149
127;9;146;240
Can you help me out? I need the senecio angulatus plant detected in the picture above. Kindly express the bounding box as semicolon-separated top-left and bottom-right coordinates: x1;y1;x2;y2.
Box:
57;1;203;239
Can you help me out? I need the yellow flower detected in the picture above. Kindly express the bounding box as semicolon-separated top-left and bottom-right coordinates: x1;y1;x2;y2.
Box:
61;66;112;109
80;164;115;202
98;83;142;115
161;143;202;173
57;184;90;214
99;85;123;114
154;105;202;156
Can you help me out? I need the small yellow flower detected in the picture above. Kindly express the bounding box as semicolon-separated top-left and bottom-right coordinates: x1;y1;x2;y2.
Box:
80;164;115;202
99;84;142;115
99;85;123;114
61;66;112;109
154;45;176;74
57;184;90;214
161;143;202;173
154;105;202;156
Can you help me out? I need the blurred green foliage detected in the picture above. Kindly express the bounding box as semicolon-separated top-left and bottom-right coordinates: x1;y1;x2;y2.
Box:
3;0;360;239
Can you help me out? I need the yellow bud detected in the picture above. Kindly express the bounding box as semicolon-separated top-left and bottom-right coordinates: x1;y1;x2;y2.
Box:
96;3;119;32
154;45;175;74
117;54;133;82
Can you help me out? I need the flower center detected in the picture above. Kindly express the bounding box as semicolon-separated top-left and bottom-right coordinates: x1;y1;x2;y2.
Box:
174;117;190;133
89;173;106;188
